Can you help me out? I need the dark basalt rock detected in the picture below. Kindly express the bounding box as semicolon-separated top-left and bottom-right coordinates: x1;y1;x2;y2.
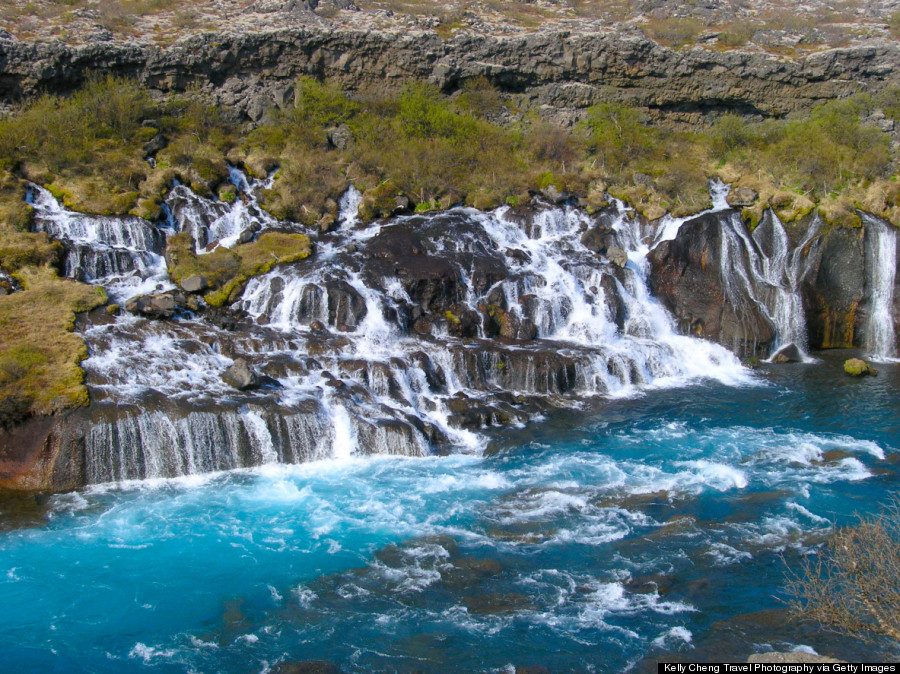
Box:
769;343;802;363
648;211;776;357
581;225;615;254
0;410;90;492
802;227;864;349
222;358;261;390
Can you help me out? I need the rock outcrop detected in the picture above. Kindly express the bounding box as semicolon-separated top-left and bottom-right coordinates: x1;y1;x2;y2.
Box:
0;28;898;124
649;211;776;357
803;227;865;349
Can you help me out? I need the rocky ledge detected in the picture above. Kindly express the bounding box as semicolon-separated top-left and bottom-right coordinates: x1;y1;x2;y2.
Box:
0;25;898;126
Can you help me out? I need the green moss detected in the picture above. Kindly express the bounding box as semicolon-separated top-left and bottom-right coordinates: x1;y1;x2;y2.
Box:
218;184;237;203
844;358;876;376
167;232;312;307
358;181;406;222
0;266;106;416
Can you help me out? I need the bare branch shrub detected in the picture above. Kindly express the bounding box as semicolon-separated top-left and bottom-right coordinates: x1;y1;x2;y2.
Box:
786;498;900;642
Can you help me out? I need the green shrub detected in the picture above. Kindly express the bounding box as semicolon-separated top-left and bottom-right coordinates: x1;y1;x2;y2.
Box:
584;103;659;173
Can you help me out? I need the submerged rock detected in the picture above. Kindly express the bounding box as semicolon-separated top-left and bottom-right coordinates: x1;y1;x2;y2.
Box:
770;343;803;363
271;662;343;674
749;653;843;664
843;358;877;377
222;358;261;390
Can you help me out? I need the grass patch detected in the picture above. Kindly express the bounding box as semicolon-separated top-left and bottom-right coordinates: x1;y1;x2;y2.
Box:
0;265;106;418
166;232;312;306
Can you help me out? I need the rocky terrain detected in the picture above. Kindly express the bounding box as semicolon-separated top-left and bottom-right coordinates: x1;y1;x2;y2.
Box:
1;0;900;125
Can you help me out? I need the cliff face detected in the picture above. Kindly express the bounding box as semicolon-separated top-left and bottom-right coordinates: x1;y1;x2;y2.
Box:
1;28;898;123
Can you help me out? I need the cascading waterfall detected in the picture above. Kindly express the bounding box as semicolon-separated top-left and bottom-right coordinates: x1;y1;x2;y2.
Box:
167;166;282;252
750;211;821;356
863;214;899;361
649;184;822;359
28;184;171;300
30;179;776;486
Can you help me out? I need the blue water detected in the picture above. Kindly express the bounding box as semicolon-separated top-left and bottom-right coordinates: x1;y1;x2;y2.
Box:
1;352;898;672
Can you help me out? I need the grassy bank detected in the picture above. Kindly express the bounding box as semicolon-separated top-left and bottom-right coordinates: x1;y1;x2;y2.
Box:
0;74;898;422
0;75;896;227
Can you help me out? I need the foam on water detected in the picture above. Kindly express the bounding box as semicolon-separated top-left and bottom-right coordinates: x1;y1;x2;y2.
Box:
0;369;896;670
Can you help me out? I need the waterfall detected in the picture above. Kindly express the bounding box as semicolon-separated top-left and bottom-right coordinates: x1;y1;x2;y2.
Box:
863;215;899;361
28;184;171;301
166;167;283;253
24;179;780;487
649;185;821;360
750;212;820;356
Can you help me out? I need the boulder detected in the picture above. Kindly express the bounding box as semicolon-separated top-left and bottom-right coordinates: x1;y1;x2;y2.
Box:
327;124;352;150
222;358;261;390
844;358;877;377
606;246;628;268
124;291;183;319
726;186;758;208
769;343;803;363
357;182;409;221
180;274;209;293
580;226;615;254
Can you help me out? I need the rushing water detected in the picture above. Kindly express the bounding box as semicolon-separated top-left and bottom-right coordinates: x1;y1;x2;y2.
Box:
0;354;897;672
864;215;899;361
7;180;899;670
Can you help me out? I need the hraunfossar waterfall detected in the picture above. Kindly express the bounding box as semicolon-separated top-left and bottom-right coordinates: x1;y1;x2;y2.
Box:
2;6;900;670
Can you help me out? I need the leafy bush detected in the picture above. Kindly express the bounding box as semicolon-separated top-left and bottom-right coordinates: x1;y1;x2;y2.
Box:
584;103;659;173
0;75;153;214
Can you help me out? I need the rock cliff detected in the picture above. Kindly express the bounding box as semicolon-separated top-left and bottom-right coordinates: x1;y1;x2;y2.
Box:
1;27;898;124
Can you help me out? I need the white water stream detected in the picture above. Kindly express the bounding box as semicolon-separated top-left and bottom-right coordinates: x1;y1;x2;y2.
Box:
24;178;878;484
863;215;899;361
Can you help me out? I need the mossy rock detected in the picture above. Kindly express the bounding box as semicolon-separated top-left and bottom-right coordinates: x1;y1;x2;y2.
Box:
844;358;877;376
0;266;107;417
358;182;409;221
218;184;238;203
819;198;862;229
167;232;312;307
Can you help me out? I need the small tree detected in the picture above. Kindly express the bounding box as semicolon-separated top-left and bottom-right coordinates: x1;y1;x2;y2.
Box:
785;498;900;642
